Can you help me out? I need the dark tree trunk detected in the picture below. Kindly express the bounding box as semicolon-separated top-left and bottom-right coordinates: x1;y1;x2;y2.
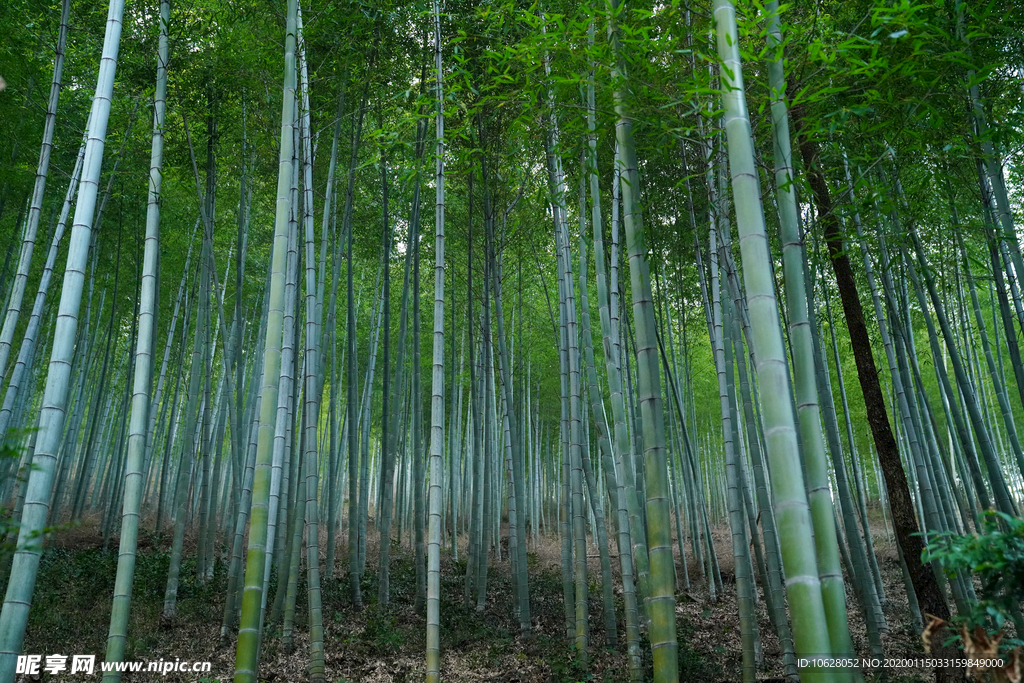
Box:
792;112;960;683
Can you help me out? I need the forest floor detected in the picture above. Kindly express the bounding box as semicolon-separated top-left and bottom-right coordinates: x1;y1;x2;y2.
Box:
19;515;937;682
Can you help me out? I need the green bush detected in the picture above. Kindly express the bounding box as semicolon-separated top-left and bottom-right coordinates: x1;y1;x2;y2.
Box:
363;605;403;653
923;510;1024;650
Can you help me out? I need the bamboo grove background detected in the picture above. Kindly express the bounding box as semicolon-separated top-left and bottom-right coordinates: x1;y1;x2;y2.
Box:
0;0;1022;680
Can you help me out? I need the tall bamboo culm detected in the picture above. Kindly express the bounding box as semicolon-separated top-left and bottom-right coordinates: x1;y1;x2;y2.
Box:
763;0;858;676
425;0;446;676
0;0;127;676
713;1;842;680
606;1;678;679
102;0;170;676
233;0;297;677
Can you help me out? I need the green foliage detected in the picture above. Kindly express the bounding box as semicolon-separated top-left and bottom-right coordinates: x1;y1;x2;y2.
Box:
0;431;78;572
544;640;590;683
363;605;404;654
631;620;720;683
674;618;722;682
24;541;226;661
0;516;15;565
924;510;1024;648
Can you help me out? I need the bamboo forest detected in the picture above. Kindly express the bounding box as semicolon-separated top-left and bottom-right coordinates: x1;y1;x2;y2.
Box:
1;0;1024;680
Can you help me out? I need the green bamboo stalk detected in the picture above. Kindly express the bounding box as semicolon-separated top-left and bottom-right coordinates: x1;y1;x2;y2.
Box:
220;362;263;643
691;238;724;600
660;294;690;591
577;233;618;647
464;169;482;606
71;209;127;523
0;0;70;388
710;231;757;683
475;256;494;610
320;77;345;580
554;212;589;660
280;405;305;652
604;4;677;679
376;122;400;607
0;134;86;446
273;115;303;634
193;104;218;584
101;0;169;670
258;200;299;632
155;290;189;535
294;13;324;680
810;283;885;659
425;1;446;672
825;283;885;610
0;0;126;673
714;232;766;623
232;0;297;675
479;124;531;631
714;2;842;679
586;120;645;664
735;325;798;673
557;253;575;641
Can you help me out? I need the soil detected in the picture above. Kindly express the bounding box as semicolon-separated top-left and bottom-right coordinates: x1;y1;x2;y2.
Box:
17;514;936;682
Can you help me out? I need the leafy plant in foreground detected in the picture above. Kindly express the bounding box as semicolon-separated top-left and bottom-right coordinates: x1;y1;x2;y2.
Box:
923;511;1024;682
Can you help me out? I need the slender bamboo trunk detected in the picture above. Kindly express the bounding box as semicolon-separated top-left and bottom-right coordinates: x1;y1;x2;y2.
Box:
232;0;297;676
0;0;70;387
425;4;446;673
0;135;86;446
709;225;758;683
714;3;848;679
0;0;127;673
604;5;678;677
375;121;399;605
101;0;169;671
295;7;325;676
478;121;531;632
